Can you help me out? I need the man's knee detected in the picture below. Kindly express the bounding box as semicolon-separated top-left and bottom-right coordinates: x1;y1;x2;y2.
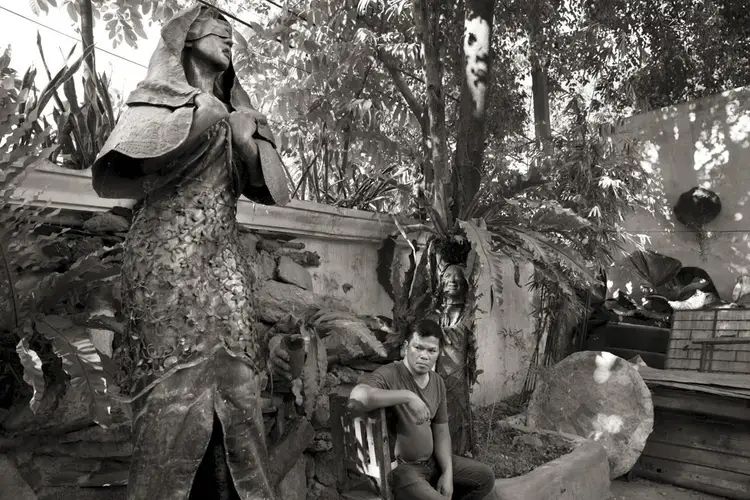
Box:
473;461;495;493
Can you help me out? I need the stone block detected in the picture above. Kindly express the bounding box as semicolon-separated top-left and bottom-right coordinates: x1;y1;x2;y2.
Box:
490;441;610;500
0;454;37;500
314;450;337;486
279;454;307;500
277;256;313;290
83;213;130;233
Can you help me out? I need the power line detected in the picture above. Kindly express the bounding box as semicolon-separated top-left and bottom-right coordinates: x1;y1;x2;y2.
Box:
0;4;148;69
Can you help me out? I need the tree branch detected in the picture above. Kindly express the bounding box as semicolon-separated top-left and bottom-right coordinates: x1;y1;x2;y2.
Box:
376;47;426;122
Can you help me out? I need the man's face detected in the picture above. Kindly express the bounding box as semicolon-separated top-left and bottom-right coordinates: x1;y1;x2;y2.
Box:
190;32;233;70
441;266;467;300
404;333;440;374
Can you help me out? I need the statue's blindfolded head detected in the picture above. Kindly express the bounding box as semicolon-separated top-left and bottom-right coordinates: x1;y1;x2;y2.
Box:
186;13;232;42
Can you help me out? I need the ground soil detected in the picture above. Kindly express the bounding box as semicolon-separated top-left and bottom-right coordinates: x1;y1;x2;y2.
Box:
473;403;575;479
609;477;729;500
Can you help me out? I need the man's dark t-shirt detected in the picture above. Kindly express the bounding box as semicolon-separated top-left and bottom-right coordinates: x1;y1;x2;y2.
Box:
357;361;448;462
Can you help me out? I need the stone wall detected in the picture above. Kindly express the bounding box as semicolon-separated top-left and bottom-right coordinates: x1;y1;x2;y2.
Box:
0;207;401;500
2;164;541;498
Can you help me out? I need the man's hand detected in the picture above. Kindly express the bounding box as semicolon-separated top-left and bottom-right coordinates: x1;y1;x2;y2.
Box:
406;392;431;425
269;335;296;381
436;473;453;498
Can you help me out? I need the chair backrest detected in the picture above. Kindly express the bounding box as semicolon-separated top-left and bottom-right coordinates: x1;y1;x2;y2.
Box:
329;393;395;500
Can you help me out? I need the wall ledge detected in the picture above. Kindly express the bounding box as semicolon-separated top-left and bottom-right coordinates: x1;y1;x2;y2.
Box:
13;164;415;243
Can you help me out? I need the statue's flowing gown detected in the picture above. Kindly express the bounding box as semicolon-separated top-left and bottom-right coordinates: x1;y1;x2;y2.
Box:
118;120;276;499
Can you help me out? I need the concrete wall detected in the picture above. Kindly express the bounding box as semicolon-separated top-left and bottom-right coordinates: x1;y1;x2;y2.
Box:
472;260;538;406
15;164;536;404
610;87;750;300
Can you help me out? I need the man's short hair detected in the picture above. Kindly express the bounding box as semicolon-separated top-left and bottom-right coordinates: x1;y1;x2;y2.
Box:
407;318;444;346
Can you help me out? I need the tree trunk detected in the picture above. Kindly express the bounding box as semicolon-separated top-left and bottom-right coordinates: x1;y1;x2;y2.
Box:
528;12;551;182
452;0;496;219
413;0;450;226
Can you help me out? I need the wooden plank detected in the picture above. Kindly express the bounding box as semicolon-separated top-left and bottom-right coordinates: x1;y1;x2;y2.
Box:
647;381;750;399
651;410;750;459
640;367;750;390
651;387;750;421
634;456;750;499
642;441;750;475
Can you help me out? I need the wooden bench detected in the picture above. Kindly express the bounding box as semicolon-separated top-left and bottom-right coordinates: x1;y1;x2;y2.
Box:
329;394;397;500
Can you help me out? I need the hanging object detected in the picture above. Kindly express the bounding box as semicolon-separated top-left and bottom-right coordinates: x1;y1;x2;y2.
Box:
673;187;722;227
672;187;721;261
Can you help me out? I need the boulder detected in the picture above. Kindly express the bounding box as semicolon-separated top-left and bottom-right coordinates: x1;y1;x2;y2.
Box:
83;213;130;233
277;256;313;290
279;454;307;500
313;450;337;487
256;281;349;324
0;454;36;500
256;281;317;324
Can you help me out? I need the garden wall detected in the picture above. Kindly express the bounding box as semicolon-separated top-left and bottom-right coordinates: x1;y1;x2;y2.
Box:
15;163;538;403
609;86;750;300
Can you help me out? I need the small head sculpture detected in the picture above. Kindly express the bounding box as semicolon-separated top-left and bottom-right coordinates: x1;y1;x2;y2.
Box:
440;264;468;303
184;8;234;71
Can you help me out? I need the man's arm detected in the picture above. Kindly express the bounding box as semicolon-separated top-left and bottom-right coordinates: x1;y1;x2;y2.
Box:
349;384;418;411
432;422;453;476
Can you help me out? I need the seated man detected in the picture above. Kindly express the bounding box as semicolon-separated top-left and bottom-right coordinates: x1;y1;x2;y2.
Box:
349;319;495;500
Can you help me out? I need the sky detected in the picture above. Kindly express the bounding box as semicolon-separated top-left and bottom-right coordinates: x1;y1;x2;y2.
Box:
0;0;160;98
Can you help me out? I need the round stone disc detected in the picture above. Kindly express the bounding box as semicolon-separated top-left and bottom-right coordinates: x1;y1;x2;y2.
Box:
526;351;654;478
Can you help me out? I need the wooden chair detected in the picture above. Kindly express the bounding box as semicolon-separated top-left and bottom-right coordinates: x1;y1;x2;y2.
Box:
329;393;397;500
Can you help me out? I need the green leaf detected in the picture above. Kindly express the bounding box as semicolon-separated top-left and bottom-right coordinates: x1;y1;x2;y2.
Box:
35;314;112;426
16;337;46;413
459;219;505;309
531;200;592;231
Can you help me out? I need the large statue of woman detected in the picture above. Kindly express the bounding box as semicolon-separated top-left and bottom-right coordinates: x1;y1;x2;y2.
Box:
91;5;288;499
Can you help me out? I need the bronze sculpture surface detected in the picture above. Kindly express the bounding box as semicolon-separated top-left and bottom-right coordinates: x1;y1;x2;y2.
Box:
92;5;288;499
435;264;476;456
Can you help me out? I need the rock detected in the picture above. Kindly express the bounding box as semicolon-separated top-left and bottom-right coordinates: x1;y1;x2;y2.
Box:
285;251;321;268
83;213;130;233
257;280;317;324
258;239;282;253
306;453;316;481
331;366;360;385
277;256;313;290
257;281;350;324
311;405;330;430
239;231;260;256
0;454;36;500
37;486;126;500
33;441;132;459
317;486;340;500
58;423;131;444
17;454;130;489
306;431;332;453
279;454;307;500
314;451;337;487
307;479;326;500
269;417;316;485
257;251;278;281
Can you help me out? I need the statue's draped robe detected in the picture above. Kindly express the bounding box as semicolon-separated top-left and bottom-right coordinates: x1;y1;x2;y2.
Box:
436;307;475;456
92;6;288;500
